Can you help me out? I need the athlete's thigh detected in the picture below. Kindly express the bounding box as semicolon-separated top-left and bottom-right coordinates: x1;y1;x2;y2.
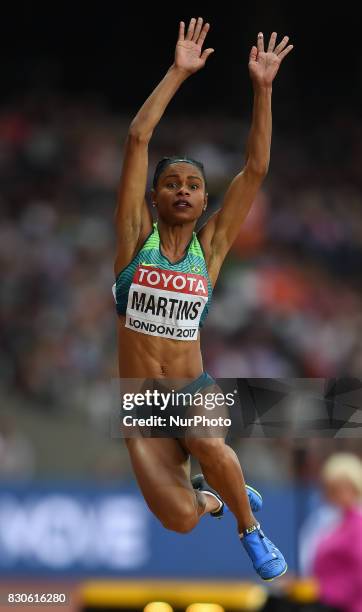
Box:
184;381;229;443
125;437;194;514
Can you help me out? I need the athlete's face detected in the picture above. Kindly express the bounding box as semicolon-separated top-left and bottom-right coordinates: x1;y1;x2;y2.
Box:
153;163;207;224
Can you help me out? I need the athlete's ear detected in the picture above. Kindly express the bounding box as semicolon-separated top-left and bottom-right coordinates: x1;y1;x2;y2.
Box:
151;188;157;207
203;193;208;211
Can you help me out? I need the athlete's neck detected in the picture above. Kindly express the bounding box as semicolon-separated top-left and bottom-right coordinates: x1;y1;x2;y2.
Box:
157;219;196;261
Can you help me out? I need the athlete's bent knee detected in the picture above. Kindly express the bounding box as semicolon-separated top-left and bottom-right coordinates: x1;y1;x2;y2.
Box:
160;506;198;534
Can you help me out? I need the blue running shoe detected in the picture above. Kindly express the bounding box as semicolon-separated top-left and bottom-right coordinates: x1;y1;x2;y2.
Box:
244;484;263;513
241;523;288;581
191;474;263;517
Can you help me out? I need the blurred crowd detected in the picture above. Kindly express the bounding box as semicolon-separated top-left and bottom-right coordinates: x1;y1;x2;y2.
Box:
0;94;361;479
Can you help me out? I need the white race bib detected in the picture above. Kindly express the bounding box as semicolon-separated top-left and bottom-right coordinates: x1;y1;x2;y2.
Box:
125;266;208;341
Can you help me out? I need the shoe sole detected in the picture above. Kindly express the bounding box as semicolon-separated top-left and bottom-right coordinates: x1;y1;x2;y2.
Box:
262;564;288;581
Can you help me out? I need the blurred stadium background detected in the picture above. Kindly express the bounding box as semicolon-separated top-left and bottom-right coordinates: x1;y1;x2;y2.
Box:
0;3;361;611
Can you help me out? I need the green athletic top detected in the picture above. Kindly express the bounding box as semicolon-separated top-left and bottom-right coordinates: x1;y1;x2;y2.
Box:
112;222;213;342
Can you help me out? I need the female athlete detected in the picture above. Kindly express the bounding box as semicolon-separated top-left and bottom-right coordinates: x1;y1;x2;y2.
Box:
113;17;293;580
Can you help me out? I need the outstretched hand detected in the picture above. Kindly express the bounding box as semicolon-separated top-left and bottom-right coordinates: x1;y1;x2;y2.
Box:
249;32;293;88
174;17;214;75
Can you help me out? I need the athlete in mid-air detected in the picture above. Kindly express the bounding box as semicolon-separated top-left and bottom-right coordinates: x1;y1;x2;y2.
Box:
113;17;293;580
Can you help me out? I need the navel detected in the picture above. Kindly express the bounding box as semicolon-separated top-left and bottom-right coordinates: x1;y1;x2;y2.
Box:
160;364;168;376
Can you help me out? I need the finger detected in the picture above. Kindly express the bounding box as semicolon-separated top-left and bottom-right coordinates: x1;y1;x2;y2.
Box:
275;35;290;55
178;21;185;42
197;22;210;47
186;17;196;40
192;16;203;42
257;32;264;53
278;44;294;61
200;48;214;62
249;45;258;63
267;31;277;52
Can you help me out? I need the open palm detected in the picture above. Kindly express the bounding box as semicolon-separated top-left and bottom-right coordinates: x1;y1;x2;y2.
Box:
175;17;214;75
249;32;293;87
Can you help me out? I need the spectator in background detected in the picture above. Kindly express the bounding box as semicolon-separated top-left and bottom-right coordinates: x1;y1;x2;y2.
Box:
312;453;362;612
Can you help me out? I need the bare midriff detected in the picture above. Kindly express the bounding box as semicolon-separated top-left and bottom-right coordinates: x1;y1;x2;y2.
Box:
117;315;204;379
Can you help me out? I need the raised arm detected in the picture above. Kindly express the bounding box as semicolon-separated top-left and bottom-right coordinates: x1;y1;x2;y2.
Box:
199;32;293;284
114;17;214;275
